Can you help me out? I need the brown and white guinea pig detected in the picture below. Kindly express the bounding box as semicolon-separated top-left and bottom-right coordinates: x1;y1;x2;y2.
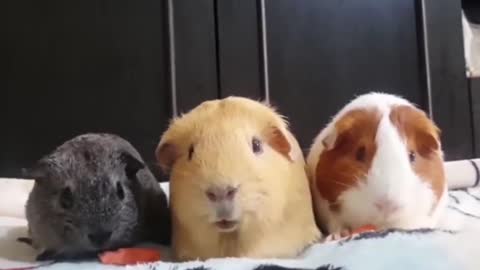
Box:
156;96;320;261
306;92;447;236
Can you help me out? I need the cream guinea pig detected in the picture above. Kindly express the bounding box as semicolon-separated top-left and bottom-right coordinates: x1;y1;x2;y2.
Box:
156;96;320;261
306;92;447;236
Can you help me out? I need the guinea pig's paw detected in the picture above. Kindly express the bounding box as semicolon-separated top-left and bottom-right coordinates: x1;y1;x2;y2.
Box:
17;237;33;246
323;229;351;242
36;250;58;261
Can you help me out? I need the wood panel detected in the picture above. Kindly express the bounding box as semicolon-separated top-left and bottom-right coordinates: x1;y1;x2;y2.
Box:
469;78;480;157
1;0;171;179
264;0;424;151
462;0;480;24
216;0;263;99
421;0;473;160
173;0;219;113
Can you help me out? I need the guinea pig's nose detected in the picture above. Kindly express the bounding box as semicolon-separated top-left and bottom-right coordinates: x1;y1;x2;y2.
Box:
374;197;400;215
206;185;238;202
88;231;112;246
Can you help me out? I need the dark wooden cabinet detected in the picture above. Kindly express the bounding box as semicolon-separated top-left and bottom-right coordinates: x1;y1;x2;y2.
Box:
172;0;219;114
463;0;480;24
1;0;476;179
264;0;426;150
469;77;480;157
215;0;472;160
2;0;171;180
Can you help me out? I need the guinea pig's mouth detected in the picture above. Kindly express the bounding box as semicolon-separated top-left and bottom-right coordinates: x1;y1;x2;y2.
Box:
214;219;239;233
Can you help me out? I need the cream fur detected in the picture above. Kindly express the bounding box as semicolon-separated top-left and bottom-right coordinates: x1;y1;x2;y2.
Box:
306;92;447;233
158;96;320;261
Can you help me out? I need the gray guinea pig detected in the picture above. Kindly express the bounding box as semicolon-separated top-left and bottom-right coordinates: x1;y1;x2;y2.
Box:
19;133;170;261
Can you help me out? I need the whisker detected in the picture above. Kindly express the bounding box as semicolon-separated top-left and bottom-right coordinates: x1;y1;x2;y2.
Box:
329;200;342;206
323;179;356;189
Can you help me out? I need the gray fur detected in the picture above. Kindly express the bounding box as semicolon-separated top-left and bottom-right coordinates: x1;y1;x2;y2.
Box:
23;133;170;261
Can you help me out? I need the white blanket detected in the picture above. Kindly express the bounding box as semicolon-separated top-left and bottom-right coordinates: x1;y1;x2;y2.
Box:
2;159;480;270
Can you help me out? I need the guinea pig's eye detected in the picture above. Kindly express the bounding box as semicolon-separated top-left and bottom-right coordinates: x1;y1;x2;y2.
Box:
188;145;194;160
355;146;366;162
409;151;416;163
59;187;74;210
252;137;263;154
116;182;125;200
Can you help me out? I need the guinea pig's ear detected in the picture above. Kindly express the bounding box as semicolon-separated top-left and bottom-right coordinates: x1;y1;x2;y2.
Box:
321;123;353;152
321;110;364;151
390;105;441;157
410;116;441;157
416;127;441;157
155;142;180;173
21;163;48;183
119;152;145;179
321;128;339;151
265;126;293;161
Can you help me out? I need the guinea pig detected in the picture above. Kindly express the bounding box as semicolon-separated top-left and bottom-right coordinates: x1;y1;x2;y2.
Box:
306;92;447;237
156;96;320;261
21;133;171;261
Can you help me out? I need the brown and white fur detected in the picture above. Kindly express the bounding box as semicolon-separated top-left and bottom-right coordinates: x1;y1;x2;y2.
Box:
156;96;320;261
306;92;447;237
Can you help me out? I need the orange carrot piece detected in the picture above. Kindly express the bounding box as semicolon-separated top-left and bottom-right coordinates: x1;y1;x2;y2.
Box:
99;248;161;265
351;224;377;235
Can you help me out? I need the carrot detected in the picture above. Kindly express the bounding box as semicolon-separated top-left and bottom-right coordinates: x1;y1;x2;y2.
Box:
350;224;377;235
99;248;161;265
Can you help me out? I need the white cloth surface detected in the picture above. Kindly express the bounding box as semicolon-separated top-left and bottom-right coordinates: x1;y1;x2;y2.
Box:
1;159;480;269
444;158;480;189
